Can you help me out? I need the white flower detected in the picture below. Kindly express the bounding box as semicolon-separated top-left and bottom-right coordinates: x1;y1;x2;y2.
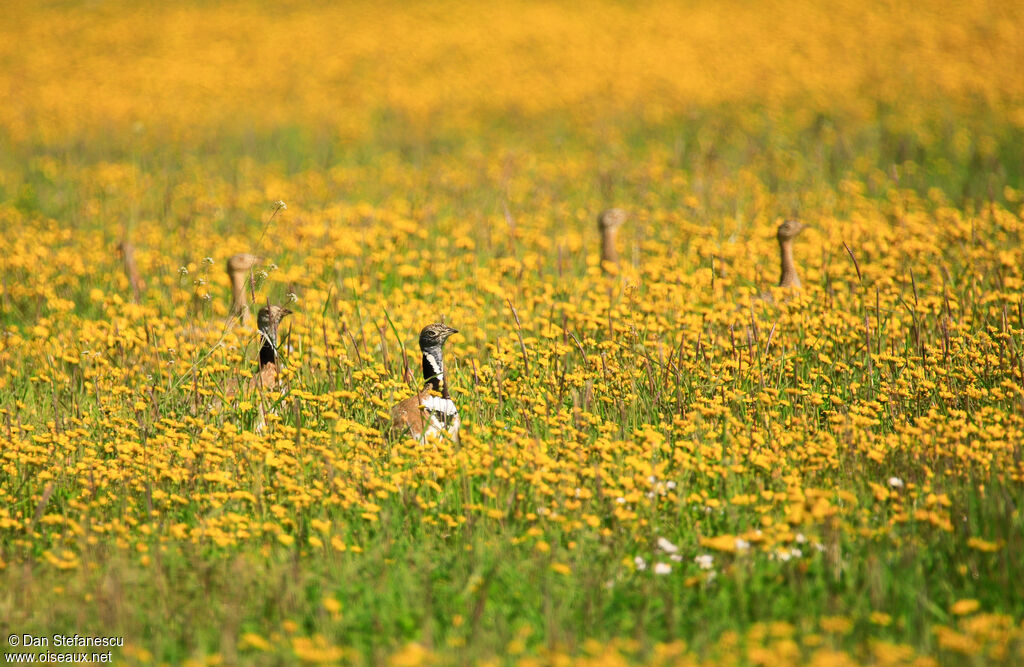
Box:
735;538;751;552
633;556;647;571
656;537;679;554
615;497;626;505
653;562;672;575
666;481;677;490
275;200;287;210
694;554;714;570
286;292;298;303
202;257;214;265
670;554;683;562
888;477;904;489
178;266;189;276
795;533;807;543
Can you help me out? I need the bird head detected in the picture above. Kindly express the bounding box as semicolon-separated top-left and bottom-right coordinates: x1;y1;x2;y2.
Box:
257;304;292;332
419;323;458;349
227;253;263;275
598;208;629;232
776;219;805;242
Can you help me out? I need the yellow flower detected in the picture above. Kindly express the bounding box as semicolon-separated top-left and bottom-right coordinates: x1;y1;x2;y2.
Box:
820;616;853;635
949;599;980;616
240;633;272;651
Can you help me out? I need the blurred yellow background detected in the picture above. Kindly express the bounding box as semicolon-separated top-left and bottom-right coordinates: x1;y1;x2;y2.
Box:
3;0;1022;143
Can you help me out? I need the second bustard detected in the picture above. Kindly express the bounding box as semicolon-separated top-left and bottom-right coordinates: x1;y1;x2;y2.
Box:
777;219;805;288
213;304;291;427
598;208;628;273
117;241;145;302
389;323;460;443
227;253;263;324
251;304;292;392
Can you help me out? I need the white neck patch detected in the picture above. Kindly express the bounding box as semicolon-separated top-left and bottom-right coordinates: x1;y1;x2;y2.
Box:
423;351;443;383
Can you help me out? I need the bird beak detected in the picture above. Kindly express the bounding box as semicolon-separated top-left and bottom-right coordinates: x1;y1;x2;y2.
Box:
282;308;293;317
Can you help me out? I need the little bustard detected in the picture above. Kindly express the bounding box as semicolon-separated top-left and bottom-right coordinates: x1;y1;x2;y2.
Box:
777;219;805;288
218;304;292;400
207;304;291;432
225;304;292;433
389;323;460;443
598;208;628;274
117;241;145;303
227;253;263;324
251;304;292;393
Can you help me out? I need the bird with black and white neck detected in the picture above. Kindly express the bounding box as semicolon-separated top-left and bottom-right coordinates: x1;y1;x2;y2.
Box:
389;323;460;443
251;304;292;392
211;303;292;430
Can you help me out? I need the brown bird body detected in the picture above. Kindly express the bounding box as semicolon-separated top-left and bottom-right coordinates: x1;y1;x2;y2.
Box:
389;387;445;441
777;219;805;288
249;358;281;393
598;208;628;273
389;323;460;443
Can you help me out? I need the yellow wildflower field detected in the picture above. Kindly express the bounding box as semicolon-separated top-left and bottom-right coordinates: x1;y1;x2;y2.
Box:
1;0;1023;664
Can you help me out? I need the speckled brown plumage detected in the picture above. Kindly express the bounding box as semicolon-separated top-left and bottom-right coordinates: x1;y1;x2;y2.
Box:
389;387;442;441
